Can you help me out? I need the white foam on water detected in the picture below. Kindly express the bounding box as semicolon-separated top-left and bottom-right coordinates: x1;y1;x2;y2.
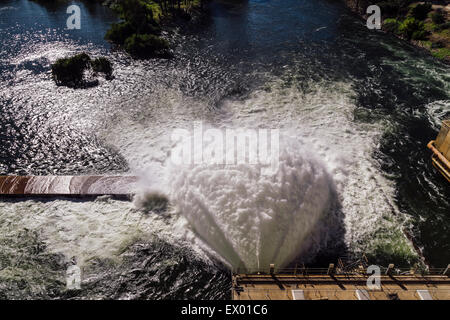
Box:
0;198;199;267
0;6;17;11
105;78;416;268
0;62;418;270
215;79;410;257
168;135;338;270
425;100;450;131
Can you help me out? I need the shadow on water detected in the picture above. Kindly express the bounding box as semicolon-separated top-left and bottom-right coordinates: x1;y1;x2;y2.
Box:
62;238;231;300
289;185;347;269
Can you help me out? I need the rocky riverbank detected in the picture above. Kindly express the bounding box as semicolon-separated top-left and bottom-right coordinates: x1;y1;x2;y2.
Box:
342;1;450;63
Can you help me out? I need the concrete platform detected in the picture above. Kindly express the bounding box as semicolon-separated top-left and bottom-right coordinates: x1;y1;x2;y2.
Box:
232;273;450;300
0;176;139;196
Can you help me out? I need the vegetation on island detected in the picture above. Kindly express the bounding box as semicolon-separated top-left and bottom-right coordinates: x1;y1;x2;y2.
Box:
51;53;113;88
344;1;450;62
91;56;113;76
123;33;170;57
104;0;207;58
31;0;207;58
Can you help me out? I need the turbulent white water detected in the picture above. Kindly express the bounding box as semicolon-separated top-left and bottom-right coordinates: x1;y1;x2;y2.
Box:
0;70;416;271
426;100;450;131
169;137;338;270
0;197;188;266
215;80;412;261
103;77;414;270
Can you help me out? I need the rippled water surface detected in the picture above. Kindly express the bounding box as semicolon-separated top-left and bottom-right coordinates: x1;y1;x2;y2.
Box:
0;0;449;299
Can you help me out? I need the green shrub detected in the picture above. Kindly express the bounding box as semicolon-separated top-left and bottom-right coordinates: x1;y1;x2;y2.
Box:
377;0;414;17
105;22;134;45
91;57;113;78
377;1;401;17
431;11;446;25
436;22;450;30
383;18;400;33
51;54;113;87
432;47;450;60
430;41;444;49
411;30;426;40
115;0;160;34
51;53;91;86
105;0;163;57
124;33;169;58
410;3;432;21
399;17;426;40
118;0;151;27
430;23;441;32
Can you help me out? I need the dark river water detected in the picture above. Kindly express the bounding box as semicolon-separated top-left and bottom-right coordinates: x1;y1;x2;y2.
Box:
0;0;449;299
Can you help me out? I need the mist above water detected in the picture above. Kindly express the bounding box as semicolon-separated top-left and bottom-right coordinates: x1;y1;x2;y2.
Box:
168;136;340;270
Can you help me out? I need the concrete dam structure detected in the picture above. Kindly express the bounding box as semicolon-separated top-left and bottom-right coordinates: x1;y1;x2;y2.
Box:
0;176;139;197
232;263;450;300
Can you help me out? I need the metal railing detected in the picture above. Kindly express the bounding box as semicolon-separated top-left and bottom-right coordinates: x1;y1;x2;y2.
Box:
233;288;450;300
233;266;449;276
